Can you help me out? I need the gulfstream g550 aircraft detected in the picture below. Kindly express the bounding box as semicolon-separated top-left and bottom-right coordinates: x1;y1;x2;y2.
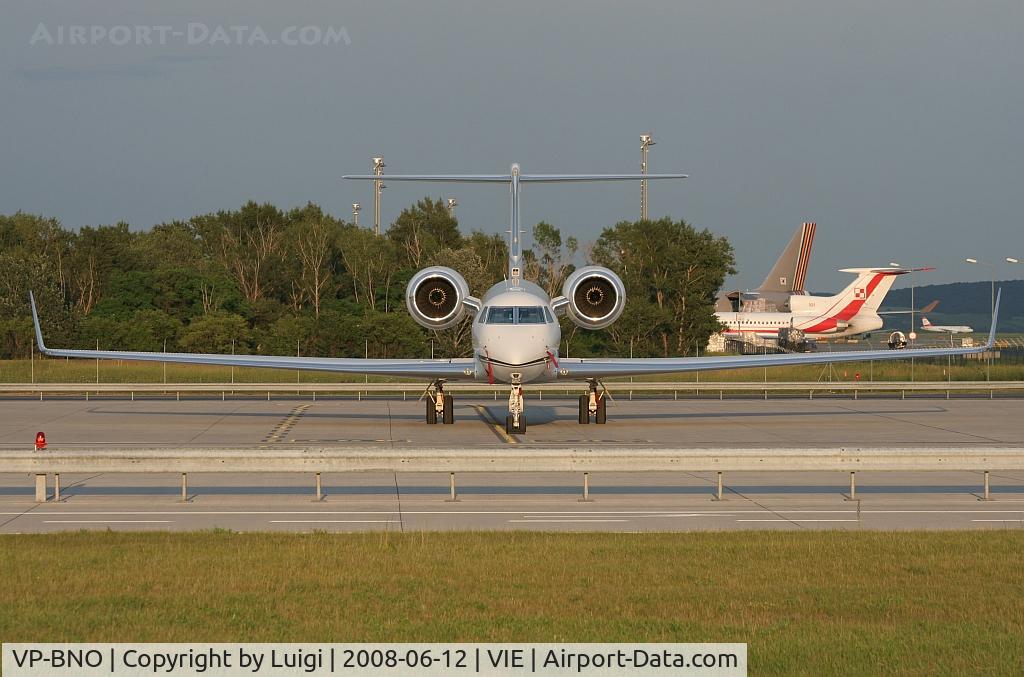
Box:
31;164;1000;435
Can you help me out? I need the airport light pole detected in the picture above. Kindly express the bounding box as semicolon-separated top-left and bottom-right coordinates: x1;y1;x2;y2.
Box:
447;197;458;218
372;157;385;236
891;261;917;381
640;134;654;220
965;258;996;381
889;262;916;343
352;203;361;226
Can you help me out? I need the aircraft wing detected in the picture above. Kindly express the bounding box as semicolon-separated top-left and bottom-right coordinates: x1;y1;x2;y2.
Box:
29;294;474;381
560;291;1001;380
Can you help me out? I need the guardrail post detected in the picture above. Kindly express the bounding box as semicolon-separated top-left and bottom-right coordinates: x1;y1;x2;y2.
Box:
712;471;726;501
34;474;47;503
180;473;188;503
845;471;857;501
54;473;61;502
446;472;458;502
579;472;593;502
315;473;322;501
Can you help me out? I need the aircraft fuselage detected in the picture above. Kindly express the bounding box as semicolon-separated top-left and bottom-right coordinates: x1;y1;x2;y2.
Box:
471;280;561;385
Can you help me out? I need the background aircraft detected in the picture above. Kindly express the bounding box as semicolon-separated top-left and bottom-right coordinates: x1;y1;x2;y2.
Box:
717;267;914;340
30;164;1000;435
921;317;973;333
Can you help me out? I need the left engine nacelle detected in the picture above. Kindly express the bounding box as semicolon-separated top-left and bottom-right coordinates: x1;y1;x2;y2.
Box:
406;266;473;330
561;266;626;330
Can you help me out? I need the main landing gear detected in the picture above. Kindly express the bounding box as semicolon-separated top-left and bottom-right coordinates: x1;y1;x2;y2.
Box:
578;380;607;424
505;375;526;435
425;381;454;425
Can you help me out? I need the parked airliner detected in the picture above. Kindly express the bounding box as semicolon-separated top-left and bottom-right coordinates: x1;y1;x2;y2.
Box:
921;317;973;334
30;163;1000;435
717;267;915;340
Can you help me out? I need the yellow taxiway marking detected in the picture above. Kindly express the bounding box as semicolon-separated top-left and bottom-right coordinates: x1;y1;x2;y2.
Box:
472;405;518;444
263;403;312;443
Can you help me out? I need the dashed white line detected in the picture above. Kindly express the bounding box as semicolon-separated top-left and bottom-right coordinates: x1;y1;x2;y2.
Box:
736;519;859;523
43;520;172;524
508;519;629;523
269;520;401;524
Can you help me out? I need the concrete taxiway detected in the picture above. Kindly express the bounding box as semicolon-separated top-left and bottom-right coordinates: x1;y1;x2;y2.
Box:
2;397;1023;532
1;396;1022;448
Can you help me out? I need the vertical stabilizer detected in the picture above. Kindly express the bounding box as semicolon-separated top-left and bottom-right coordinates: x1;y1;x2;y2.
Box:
792;221;816;293
758;222;816;294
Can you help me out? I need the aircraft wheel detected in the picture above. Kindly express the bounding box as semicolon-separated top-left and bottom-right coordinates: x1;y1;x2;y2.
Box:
506;414;526;435
595;394;607;424
442;394;455;424
426;396;437;424
578;395;589;424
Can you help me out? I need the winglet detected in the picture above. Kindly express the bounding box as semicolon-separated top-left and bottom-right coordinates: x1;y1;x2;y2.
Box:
985;288;1001;350
28;291;47;353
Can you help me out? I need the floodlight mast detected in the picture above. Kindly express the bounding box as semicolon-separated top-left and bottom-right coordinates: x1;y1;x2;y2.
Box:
640;133;655;220
372;157;385;236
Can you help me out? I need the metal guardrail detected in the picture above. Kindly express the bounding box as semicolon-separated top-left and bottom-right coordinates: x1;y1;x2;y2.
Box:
9;446;1018;503
6;446;1024;473
2;381;1024;399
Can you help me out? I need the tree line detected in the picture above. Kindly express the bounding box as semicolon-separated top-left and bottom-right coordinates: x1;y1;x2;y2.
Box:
0;200;734;361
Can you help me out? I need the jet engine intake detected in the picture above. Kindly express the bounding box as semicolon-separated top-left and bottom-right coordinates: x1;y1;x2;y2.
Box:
563;266;626;329
406;266;472;330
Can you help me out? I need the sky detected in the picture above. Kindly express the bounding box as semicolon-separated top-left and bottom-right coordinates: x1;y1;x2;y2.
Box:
2;0;1023;292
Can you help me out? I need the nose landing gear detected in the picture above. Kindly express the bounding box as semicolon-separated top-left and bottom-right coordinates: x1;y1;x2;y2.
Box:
506;375;526;434
425;381;454;425
578;380;607;424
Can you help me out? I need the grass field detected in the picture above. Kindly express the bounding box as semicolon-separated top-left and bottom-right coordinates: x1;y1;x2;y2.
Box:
2;357;1023;384
1;531;1022;675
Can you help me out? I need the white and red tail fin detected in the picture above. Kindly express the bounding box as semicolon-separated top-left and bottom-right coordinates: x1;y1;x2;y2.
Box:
922;317;933;327
790;267;913;328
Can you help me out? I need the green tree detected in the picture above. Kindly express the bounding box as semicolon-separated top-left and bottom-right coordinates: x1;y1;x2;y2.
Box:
178;313;251;354
67;222;138;315
386;197;463;268
191;202;287;304
592;218;735;356
337;225;397;310
526;221;577;298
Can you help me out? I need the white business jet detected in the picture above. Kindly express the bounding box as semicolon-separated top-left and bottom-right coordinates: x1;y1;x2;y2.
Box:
30;164;1000;435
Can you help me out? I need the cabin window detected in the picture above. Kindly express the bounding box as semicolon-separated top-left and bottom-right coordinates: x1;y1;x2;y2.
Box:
543;307;554;323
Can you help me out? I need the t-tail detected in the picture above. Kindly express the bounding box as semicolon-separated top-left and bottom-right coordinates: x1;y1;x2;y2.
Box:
786;266;925;321
758;221;816;294
343;164;687;281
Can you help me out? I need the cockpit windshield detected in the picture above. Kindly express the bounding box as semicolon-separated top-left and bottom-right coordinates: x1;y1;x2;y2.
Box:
481;306;551;325
485;306;516;324
517;307;546;324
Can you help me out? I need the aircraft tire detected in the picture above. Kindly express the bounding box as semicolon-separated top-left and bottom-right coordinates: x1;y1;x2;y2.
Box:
506;414;526;435
595;395;607;424
578;395;589;424
426;397;437;424
442;394;454;424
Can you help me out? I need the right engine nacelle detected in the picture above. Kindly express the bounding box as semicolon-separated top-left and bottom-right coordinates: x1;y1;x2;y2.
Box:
406;266;472;330
562;266;626;330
